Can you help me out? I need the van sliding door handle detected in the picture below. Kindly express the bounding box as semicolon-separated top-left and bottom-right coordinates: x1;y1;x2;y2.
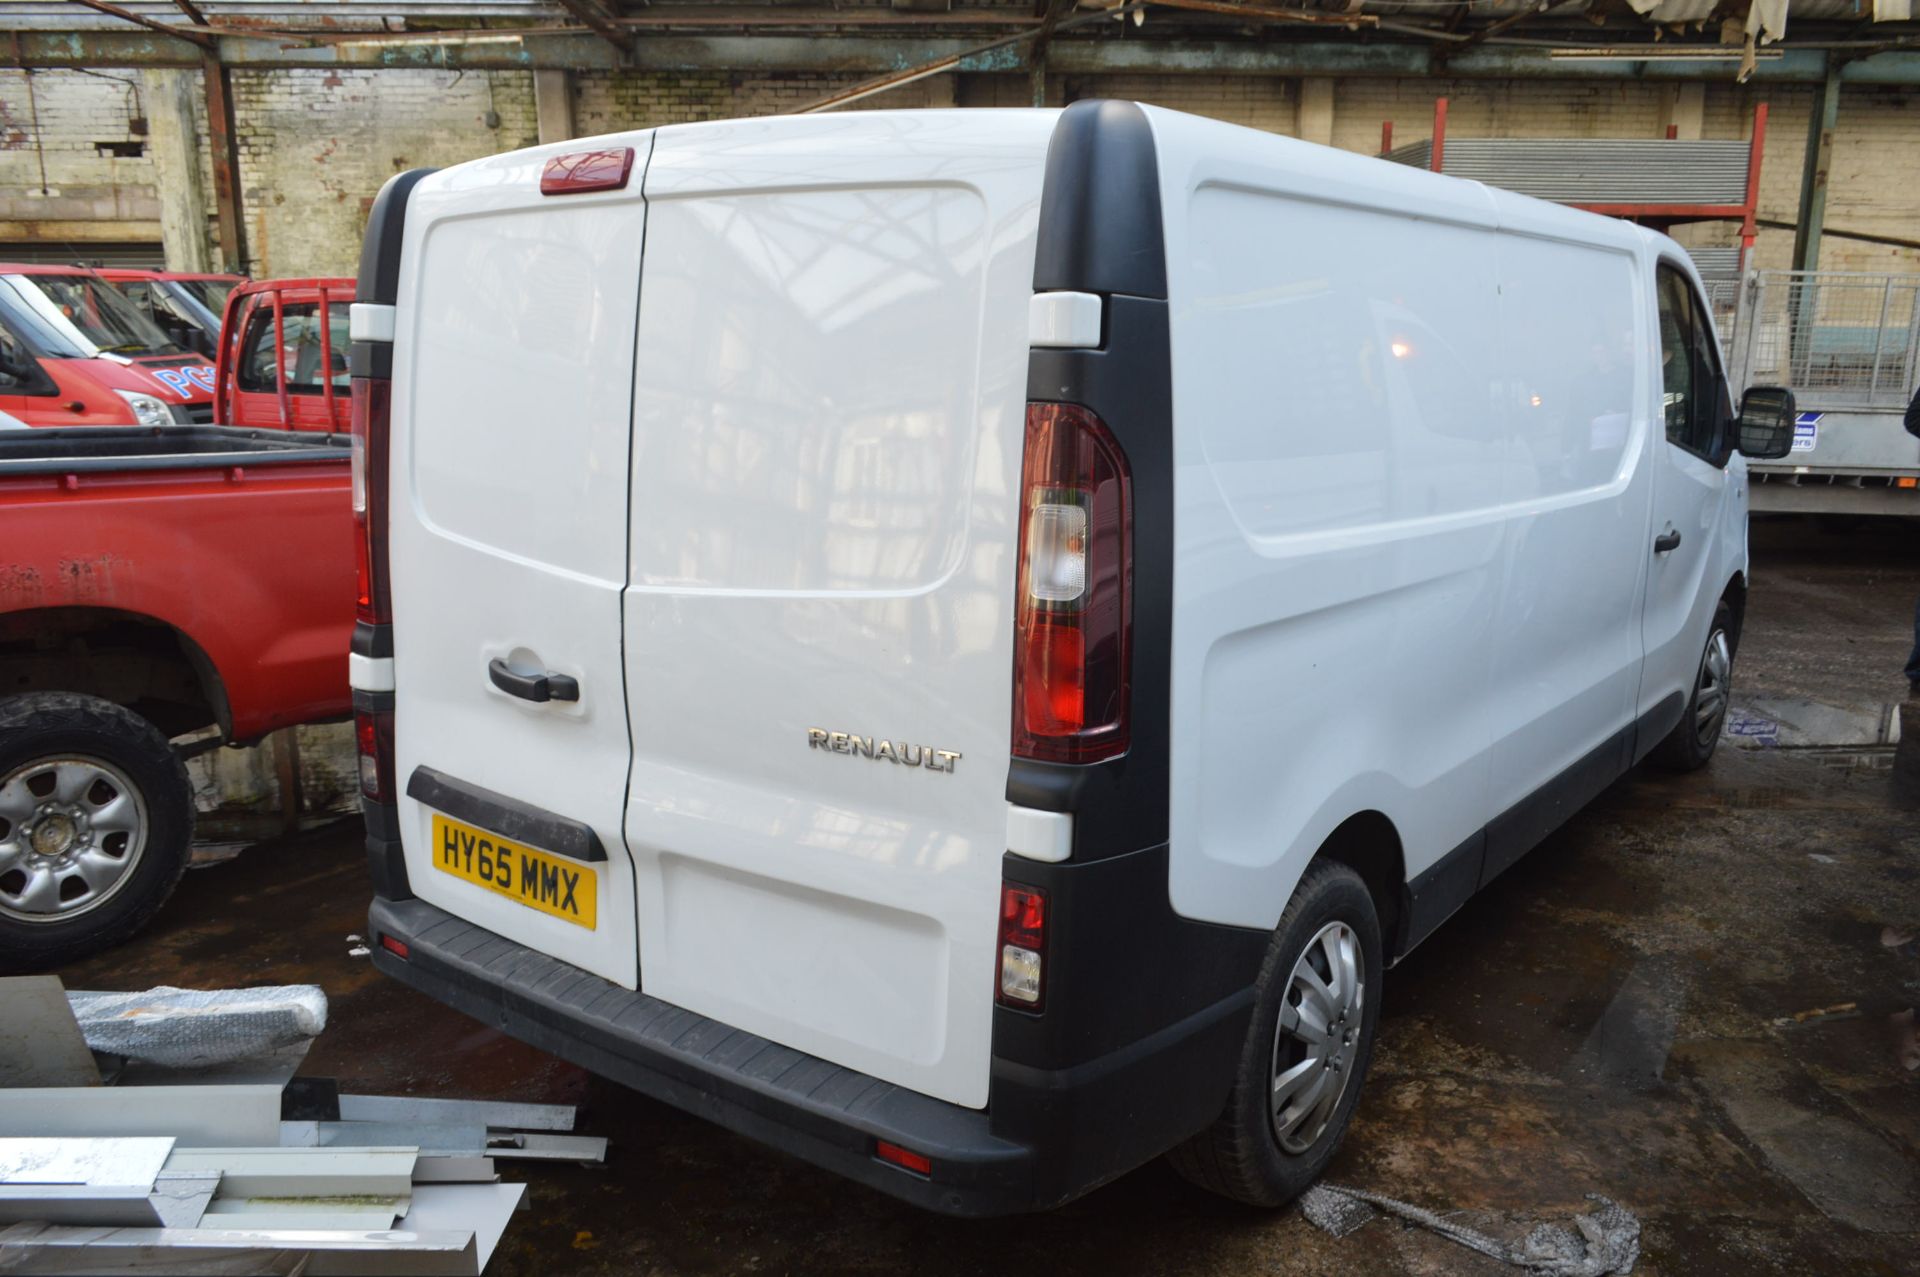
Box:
1653;530;1682;554
488;658;579;704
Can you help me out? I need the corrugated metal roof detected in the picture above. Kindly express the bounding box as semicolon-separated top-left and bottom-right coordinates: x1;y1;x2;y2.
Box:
1390;139;1751;205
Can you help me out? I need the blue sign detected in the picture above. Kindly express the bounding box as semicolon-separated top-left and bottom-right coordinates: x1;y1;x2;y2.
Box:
1791;411;1821;453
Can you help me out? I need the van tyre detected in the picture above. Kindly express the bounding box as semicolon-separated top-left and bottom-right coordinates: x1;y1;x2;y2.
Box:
1168;860;1383;1207
0;693;194;972
1650;600;1735;772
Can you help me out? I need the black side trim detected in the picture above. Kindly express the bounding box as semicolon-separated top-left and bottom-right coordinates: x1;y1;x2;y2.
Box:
1032;101;1167;300
355;168;436;306
1481;723;1634;888
1015;295;1173;860
994;843;1266;1068
351;166;436;380
1400;829;1484;956
1402;696;1690;955
1631;690;1687;765
352;687;408;900
404;765;606;863
351;621;392;661
352;688;393;715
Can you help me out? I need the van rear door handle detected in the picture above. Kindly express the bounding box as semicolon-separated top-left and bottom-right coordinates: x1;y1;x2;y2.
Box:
1653;530;1682;554
488;658;579;703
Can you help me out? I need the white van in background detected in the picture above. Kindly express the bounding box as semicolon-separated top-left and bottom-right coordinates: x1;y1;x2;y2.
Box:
347;102;1796;1215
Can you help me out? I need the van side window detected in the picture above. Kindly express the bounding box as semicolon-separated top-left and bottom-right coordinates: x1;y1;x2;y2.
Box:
0;316;53;397
235;303;351;396
1656;266;1724;460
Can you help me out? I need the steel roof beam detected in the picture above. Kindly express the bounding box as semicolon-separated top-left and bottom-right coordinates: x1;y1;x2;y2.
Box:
550;0;630;54
5;29;1920;83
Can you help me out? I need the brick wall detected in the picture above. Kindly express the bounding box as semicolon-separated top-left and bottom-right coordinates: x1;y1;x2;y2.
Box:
228;68;539;276
0;68;170;233
1;64;1914;274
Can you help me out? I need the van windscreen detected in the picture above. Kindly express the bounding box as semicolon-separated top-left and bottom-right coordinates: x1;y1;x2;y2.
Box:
0;273;184;357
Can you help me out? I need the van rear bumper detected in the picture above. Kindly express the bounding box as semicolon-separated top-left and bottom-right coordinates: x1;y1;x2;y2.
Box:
366;893;1254;1216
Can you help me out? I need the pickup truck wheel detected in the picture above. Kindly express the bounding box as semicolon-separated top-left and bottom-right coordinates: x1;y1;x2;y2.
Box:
1649;600;1735;772
0;693;193;972
1167;860;1382;1207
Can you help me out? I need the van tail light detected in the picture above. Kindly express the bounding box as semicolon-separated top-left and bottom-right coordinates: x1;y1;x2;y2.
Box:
351;377;393;626
356;707;395;803
997;883;1048;1010
1012;403;1131;764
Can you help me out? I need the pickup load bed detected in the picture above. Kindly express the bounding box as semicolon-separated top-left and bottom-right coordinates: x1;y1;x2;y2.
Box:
0;426;353;967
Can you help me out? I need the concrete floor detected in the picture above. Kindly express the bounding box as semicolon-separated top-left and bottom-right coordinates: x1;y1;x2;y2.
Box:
57;518;1920;1275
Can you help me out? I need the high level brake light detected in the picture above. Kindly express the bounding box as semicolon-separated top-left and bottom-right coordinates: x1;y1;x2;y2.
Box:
1011;403;1132;764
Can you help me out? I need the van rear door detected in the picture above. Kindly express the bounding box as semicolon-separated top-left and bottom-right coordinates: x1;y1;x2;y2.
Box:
621;113;1057;1108
388;137;652;988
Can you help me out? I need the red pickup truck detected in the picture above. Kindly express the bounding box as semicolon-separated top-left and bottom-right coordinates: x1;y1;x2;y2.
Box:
214;278;354;433
0;425;353;968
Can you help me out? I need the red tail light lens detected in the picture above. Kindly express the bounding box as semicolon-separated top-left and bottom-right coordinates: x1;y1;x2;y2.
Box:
997;883;1048;1010
873;1140;933;1177
1012;403;1131;763
355;707;395;803
351;377;393;626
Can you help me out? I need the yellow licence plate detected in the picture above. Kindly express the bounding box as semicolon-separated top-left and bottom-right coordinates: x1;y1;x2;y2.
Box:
431;813;597;929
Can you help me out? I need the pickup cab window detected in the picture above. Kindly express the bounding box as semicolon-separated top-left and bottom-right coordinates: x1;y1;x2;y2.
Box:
236;302;351;395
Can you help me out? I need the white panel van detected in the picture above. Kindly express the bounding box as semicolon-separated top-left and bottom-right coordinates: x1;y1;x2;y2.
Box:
347;102;1796;1215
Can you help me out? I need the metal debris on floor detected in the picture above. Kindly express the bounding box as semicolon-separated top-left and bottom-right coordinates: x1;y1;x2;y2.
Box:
1771;1001;1862;1028
1299;1183;1640;1276
0;976;605;1275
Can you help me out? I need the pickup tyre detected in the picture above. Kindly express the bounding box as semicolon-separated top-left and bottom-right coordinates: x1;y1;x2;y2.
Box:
0;692;194;971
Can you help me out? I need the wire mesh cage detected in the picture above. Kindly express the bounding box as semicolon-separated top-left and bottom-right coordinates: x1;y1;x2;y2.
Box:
1730;271;1920;410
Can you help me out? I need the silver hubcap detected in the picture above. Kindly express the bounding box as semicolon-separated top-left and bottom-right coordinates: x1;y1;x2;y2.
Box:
1693;628;1732;747
0;756;148;922
1271;920;1365;1155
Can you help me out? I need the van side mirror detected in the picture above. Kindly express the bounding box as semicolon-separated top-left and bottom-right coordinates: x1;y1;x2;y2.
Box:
1736;386;1796;460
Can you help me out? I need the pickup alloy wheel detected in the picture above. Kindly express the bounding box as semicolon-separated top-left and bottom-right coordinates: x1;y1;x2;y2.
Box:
0;693;193;971
0;755;149;921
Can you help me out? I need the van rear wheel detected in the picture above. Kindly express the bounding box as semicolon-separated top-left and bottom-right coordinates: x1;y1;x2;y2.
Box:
1168;860;1382;1207
1649;600;1735;772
